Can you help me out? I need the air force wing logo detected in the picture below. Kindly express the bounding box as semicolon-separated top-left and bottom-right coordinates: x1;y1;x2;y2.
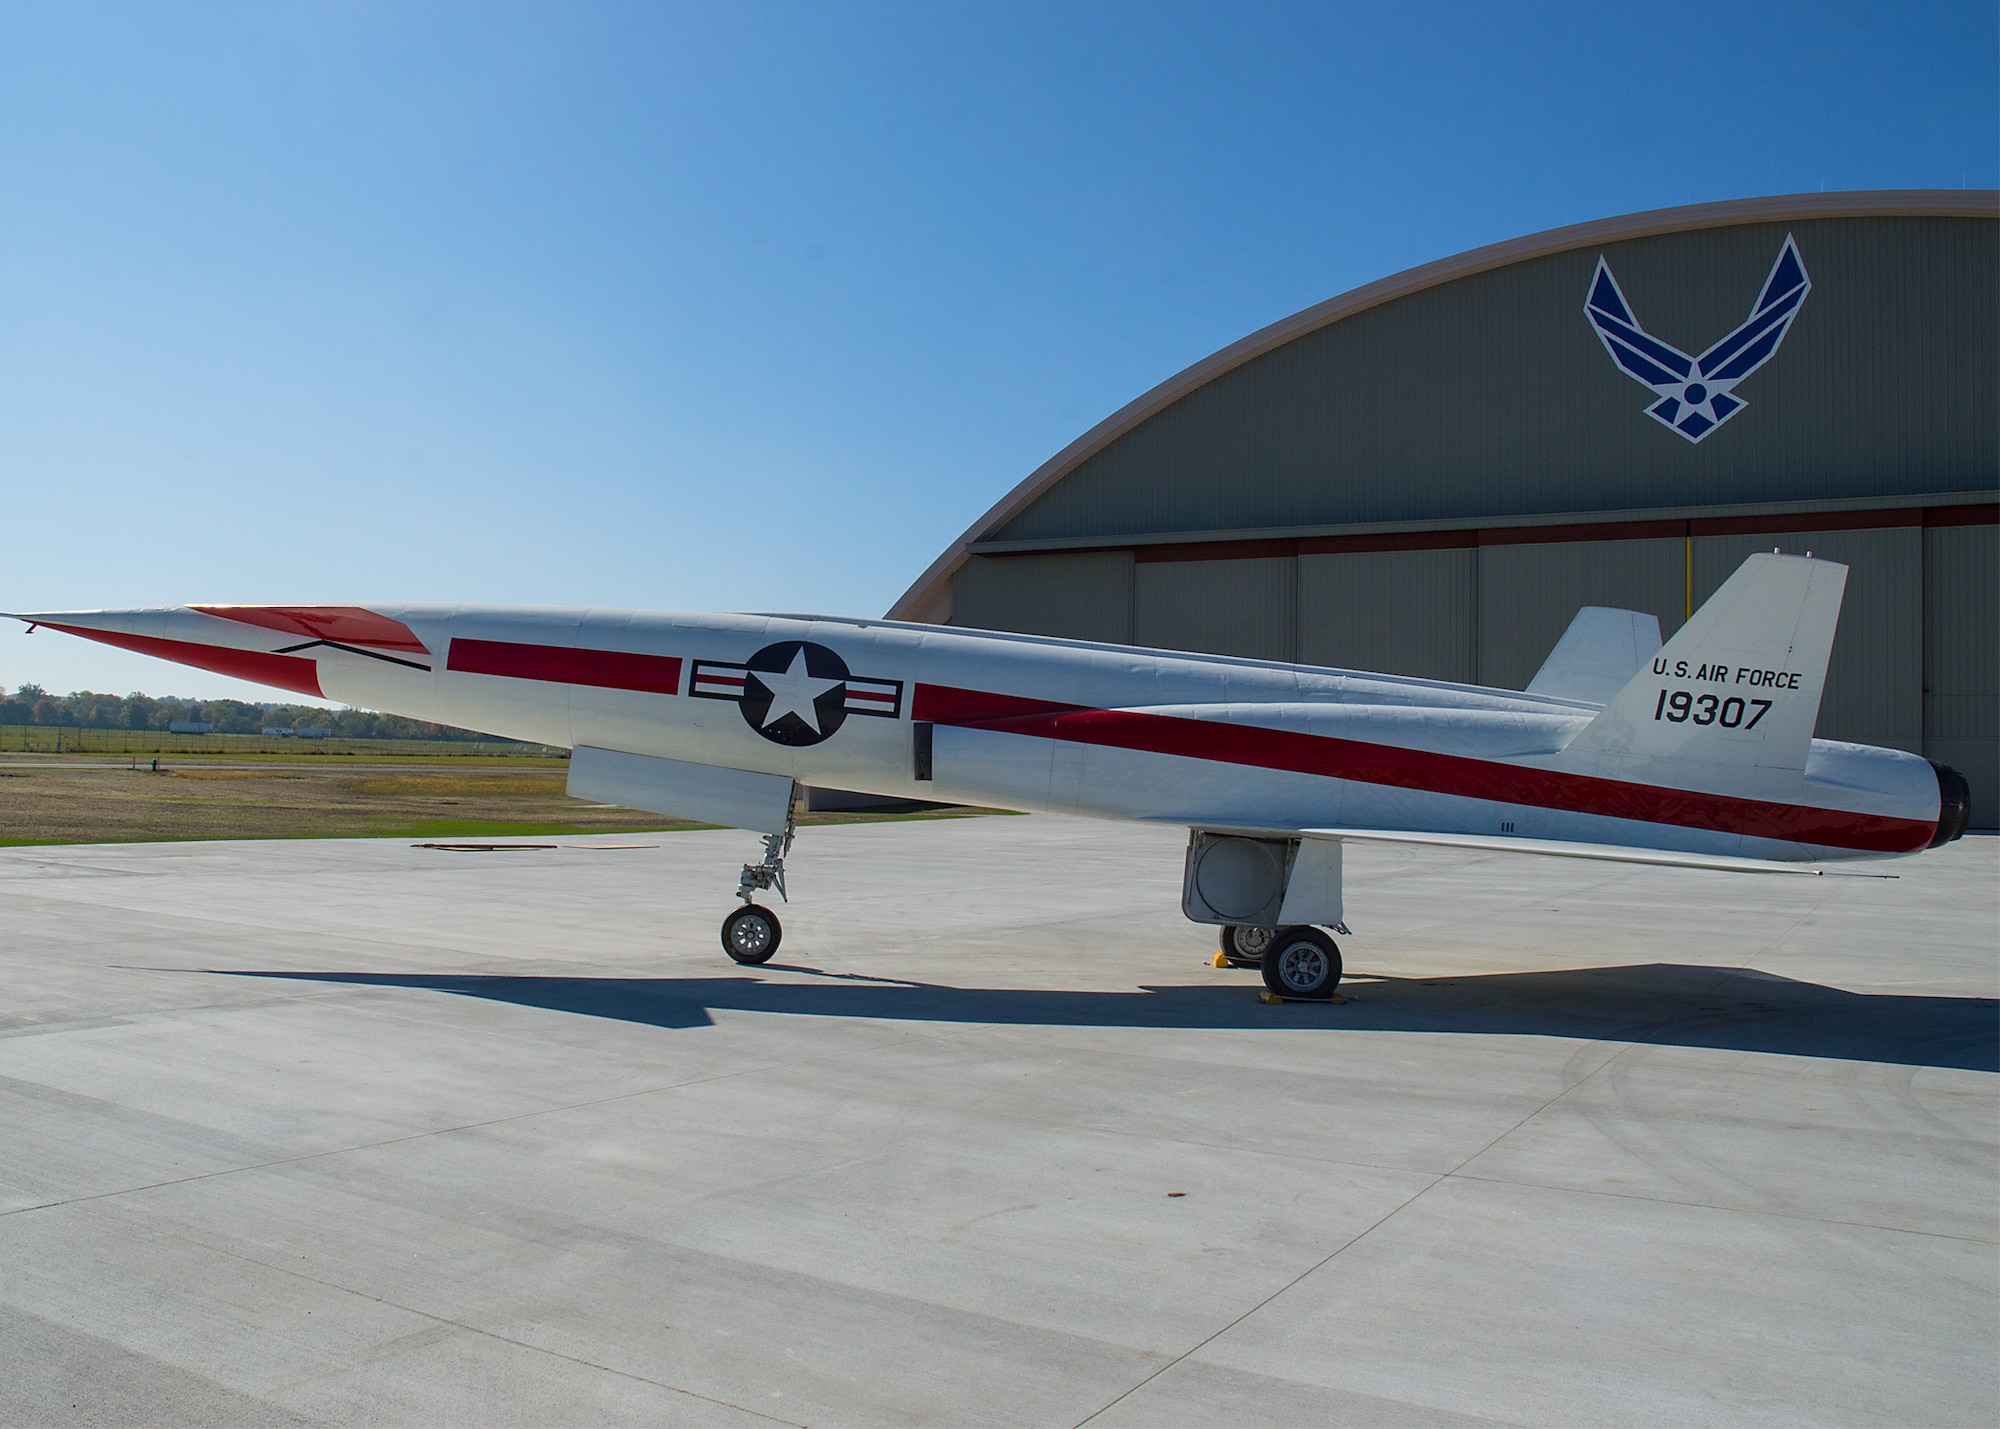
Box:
690;641;904;746
1585;235;1811;442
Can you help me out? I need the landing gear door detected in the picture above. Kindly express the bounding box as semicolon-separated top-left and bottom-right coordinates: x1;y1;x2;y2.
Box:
1182;832;1297;927
568;746;795;834
1277;837;1343;927
1182;830;1345;928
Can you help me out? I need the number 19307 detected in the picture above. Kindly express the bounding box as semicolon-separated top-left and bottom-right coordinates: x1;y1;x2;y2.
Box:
1653;690;1772;728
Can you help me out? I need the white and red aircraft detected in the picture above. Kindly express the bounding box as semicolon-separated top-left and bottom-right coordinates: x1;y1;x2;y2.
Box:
11;552;1970;999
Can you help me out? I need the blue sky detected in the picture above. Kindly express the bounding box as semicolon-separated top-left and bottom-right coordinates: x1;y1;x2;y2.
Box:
3;0;1995;701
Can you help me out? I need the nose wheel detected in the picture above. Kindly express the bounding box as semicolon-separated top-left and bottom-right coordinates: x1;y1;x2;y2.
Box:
722;903;782;964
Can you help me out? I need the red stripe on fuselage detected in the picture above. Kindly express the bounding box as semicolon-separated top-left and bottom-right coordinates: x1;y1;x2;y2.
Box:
910;683;1932;854
42;625;324;698
447;638;682;696
191;606;429;653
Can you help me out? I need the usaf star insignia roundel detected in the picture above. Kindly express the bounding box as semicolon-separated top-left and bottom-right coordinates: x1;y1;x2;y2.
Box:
689;641;905;746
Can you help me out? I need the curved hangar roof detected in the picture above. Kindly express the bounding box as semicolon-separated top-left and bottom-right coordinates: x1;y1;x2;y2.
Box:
890;190;1999;623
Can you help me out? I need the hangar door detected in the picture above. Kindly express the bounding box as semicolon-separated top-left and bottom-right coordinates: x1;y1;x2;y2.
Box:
949;528;1994;826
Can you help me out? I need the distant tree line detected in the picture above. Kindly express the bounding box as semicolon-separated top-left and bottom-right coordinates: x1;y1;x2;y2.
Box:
1;685;507;742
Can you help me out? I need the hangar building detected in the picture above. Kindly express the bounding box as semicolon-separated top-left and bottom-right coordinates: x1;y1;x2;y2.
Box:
891;191;2000;826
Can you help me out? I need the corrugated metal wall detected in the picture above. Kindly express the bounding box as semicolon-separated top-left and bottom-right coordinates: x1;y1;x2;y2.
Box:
1924;523;1999;816
1134;557;1295;662
953;551;1134;643
1476;538;1686;690
1298;548;1475;681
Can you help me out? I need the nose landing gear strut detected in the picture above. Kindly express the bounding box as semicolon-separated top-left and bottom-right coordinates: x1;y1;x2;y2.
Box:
721;814;795;965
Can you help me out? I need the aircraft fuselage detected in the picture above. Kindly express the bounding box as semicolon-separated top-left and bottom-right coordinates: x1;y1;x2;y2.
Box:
32;600;1950;863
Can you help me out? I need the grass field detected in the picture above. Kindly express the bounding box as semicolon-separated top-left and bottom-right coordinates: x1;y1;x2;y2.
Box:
0;755;992;846
1;724;562;758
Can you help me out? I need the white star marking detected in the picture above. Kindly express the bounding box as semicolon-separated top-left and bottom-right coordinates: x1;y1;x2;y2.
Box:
751;648;843;734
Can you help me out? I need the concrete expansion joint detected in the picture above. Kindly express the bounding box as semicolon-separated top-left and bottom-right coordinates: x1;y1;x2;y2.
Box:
1436;1170;2000;1245
1071;1173;1451;1428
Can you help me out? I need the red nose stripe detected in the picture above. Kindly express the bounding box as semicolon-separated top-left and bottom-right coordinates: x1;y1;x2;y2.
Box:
447;638;682;696
42;625;324;698
191;606;429;653
912;683;1933;854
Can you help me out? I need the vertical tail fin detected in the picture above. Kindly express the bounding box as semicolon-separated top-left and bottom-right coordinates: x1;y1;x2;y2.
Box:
1527;606;1663;705
1560;553;1846;780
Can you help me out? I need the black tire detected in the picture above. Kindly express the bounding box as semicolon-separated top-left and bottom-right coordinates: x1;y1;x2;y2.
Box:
722;904;782;964
1218;924;1274;968
1260;927;1342;1000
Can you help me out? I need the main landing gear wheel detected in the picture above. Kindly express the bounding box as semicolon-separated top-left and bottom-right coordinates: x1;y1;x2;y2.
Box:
1218;925;1274;968
722;904;782;964
1260;927;1342;1000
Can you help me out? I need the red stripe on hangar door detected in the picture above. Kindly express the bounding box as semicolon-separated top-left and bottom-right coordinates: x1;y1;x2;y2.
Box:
447;638;683;695
909;683;1934;854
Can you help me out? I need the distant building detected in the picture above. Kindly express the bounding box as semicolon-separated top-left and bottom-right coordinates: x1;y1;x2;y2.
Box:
261;727;297;737
297;728;332;739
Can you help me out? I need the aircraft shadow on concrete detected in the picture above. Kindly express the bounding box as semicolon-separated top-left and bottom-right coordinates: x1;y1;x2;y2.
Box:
210;964;1998;1073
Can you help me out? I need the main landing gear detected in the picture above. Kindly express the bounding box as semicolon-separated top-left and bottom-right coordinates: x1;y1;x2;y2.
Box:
1216;924;1273;968
1217;924;1344;1000
721;816;795;965
1260;927;1343;1000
